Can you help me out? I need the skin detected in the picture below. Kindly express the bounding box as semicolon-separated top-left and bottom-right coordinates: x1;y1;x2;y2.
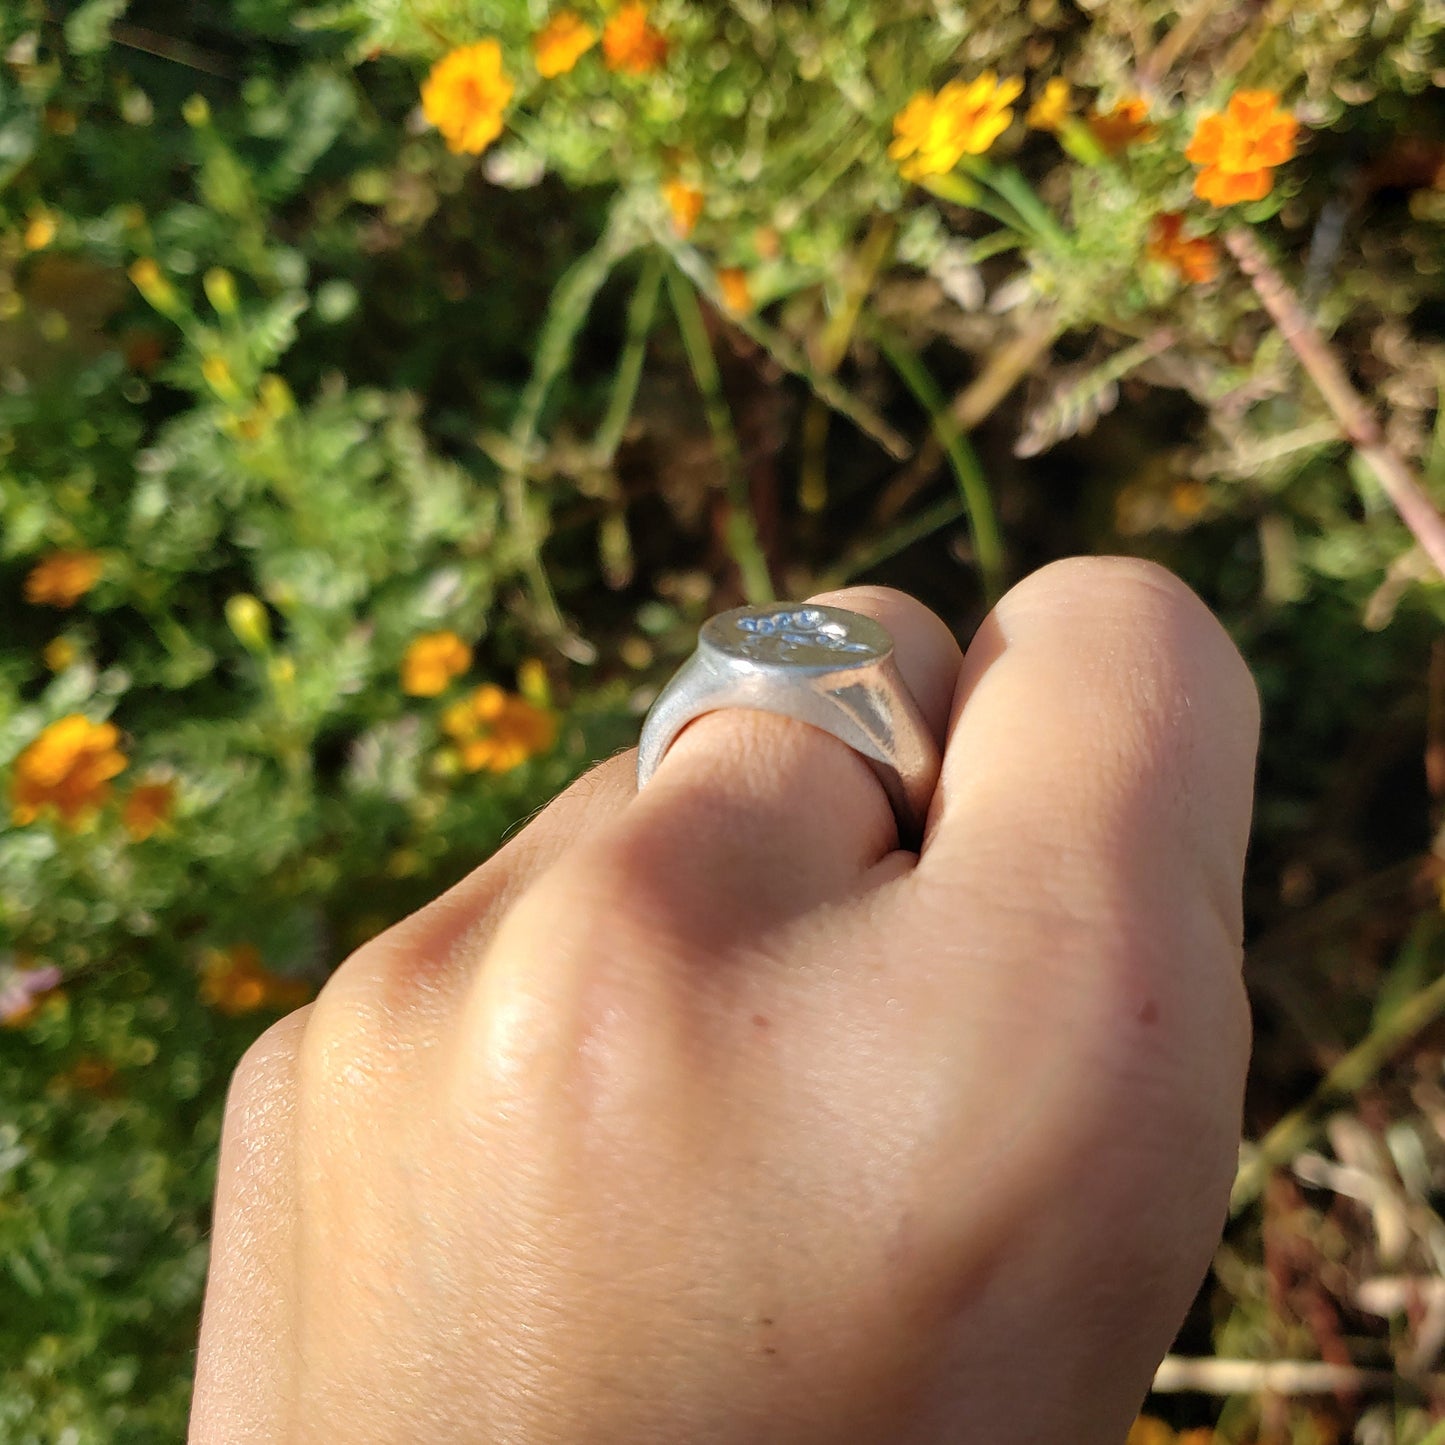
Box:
190;557;1259;1444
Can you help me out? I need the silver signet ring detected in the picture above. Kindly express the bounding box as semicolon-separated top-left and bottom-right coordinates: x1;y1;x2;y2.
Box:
636;604;942;848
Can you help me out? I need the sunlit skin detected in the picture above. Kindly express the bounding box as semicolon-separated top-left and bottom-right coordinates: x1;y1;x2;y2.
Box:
192;559;1258;1445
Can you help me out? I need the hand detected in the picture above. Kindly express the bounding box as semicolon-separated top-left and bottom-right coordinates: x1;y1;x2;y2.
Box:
190;557;1258;1444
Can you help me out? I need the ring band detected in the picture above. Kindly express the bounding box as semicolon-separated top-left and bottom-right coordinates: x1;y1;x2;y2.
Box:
636;604;941;847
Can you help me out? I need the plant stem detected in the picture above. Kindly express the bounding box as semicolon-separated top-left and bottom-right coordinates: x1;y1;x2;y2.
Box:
1225;225;1445;580
970;161;1073;254
825;495;968;588
499;199;639;657
659;228;911;460
1139;0;1234;84
590;252;662;466
665;266;775;605
801;216;898;512
872;323;1005;602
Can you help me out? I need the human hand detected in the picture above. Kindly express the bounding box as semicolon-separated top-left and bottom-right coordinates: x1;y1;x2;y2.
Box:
190;557;1258;1444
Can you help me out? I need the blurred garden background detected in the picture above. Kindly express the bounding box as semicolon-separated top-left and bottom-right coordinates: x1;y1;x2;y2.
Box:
1;0;1443;1439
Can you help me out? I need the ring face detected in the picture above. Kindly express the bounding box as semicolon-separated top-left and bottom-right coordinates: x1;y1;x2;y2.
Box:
701;605;892;670
637;602;940;848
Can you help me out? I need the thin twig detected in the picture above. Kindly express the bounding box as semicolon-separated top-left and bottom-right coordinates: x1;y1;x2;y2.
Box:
824;496;968;587
1152;1355;1441;1395
1225;226;1445;579
43;7;232;75
952;311;1063;433
1217;0;1293;82
1139;0;1237;86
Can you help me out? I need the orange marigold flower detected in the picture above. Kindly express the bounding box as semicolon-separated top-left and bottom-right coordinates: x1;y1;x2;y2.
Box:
402;630;473;697
534;11;597;77
1146;212;1219;284
10;715;127;827
663;179;704;237
421;40;516;156
602;3;668;75
889;72;1024;182
1026;77;1071;132
24;550;102;607
442;684;557;773
1186;89;1298;206
200;944;312;1016
123;779;177;841
717;266;752;315
1087;96;1156;153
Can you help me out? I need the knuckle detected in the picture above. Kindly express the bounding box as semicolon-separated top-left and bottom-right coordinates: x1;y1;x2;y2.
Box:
222;1005;310;1140
465;837;700;1118
1016;555;1260;731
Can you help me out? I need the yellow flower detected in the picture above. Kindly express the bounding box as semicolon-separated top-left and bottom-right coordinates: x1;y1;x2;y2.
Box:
1026;78;1070;132
123;779;177;841
201;353;242;400
402;630;473;696
602;2;668;75
24;209;57;250
1186;90;1299;206
421;40;516;156
534;11;597;78
128;257;182;316
889;72;1024;181
663;179;704;237
200;944;311;1016
517;656;551;707
24;550;103;607
10;715;127;827
43;637;77;672
717;266;753;315
442;684;557;773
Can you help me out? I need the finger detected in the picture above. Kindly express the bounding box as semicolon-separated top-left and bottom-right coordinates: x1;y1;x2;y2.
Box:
625;586;961;919
921;555;1259;940
191;1005;313;1442
888;557;1259;1437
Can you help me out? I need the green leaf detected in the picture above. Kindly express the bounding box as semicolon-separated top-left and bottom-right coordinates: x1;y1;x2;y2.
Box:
63;0;131;54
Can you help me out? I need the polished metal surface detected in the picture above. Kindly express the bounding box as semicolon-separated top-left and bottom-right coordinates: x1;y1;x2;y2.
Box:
636;604;941;846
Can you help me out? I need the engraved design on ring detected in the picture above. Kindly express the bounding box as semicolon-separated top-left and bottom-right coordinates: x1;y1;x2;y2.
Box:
636;604;941;847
